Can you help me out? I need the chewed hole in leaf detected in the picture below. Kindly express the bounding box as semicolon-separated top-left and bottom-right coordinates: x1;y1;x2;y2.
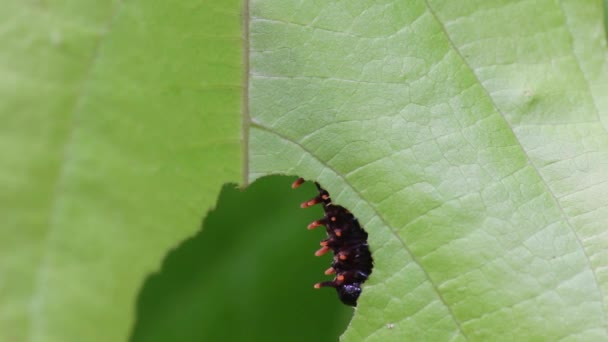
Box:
130;176;351;342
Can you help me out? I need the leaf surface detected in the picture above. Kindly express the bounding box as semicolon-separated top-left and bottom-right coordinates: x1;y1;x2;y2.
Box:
0;1;242;341
248;1;608;340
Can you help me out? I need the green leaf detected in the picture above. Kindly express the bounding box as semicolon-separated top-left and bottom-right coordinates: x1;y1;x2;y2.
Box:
4;0;608;341
131;177;352;342
604;0;608;36
0;1;242;341
248;0;608;340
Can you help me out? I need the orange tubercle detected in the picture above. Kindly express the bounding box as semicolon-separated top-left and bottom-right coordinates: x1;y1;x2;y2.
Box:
307;220;322;229
301;198;319;208
292;178;305;189
315;246;331;256
324;267;335;275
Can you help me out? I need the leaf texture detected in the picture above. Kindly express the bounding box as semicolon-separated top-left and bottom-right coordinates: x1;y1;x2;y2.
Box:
248;1;608;340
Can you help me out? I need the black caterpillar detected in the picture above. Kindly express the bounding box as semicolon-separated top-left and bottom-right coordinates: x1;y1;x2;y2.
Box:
292;178;373;306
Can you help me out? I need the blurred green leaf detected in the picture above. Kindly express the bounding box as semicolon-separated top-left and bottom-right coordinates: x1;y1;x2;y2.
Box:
604;0;608;36
131;177;351;342
0;1;241;341
249;0;608;340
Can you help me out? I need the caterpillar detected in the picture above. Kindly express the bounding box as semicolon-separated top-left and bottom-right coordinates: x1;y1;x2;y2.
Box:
292;178;373;306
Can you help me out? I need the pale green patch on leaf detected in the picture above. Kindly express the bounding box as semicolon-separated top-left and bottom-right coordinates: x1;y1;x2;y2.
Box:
0;1;242;341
